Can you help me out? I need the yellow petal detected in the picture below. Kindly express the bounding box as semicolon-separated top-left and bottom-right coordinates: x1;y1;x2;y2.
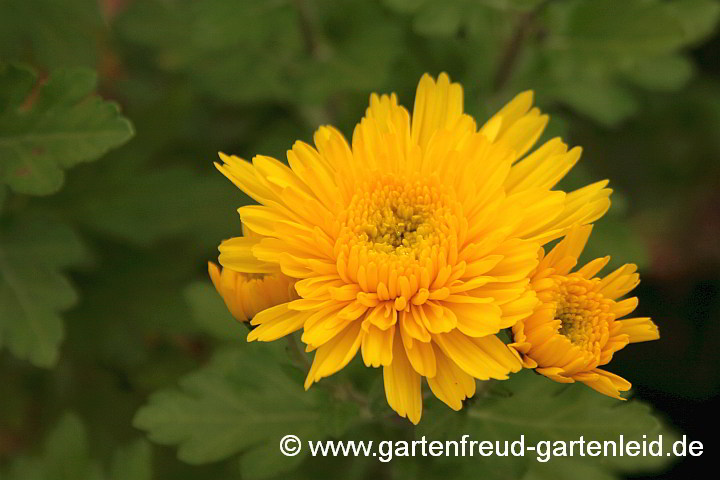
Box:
383;329;423;424
536;366;575;383
305;321;363;389
615;317;659;343
481;90;534;141
427;346;476;410
596;264;640;299
433;330;520;380
301;302;353;348
400;323;436;377
361;324;395;367
287;140;342;214
248;303;308;342
575;369;631;400
497;108;549;159
411;73;467;150
611;297;639;318
532;181;612;245
215;153;277;205
538;224;592;274
446;302;504;337
505;137;569;192
218;236;277;274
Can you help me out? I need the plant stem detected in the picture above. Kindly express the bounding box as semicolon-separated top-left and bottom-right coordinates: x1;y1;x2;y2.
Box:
492;0;552;93
292;0;324;60
291;0;337;125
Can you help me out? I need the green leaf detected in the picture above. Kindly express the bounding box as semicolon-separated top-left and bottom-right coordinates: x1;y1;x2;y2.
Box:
117;0;304;104
554;0;685;55
239;440;305;480
0;66;134;195
184;281;246;342
522;458;617;480
0;216;85;367
537;0;719;124
507;0;549;10
118;0;403;107
413;1;463;36
383;0;429;14
62;243;203;373
3;413;153;480
54;163;239;248
419;371;676;479
298;1;404;105
0;0;102;68
551;81;639;127
110;440;153;480
665;0;720;45
0;64;35;111
622;55;694;92
134;343;354;479
5;413;104;480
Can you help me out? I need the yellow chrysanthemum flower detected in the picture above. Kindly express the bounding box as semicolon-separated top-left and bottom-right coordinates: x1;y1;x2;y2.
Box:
214;73;611;423
208;262;297;322
509;225;660;399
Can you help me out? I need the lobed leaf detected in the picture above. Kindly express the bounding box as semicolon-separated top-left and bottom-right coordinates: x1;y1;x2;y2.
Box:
117;0;403;106
4;413;103;480
0;216;85;366
0;66;134;195
418;370;677;479
2;413;152;480
134;343;357;479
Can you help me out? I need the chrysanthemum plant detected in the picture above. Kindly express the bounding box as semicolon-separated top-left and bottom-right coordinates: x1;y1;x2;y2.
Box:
209;73;658;422
130;73;673;479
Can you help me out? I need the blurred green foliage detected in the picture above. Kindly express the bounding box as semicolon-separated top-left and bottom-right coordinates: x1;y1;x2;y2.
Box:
4;413;151;480
1;0;719;479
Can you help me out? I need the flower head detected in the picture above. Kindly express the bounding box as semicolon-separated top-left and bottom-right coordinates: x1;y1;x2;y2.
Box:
208;262;297;322
509;225;659;399
214;73;611;423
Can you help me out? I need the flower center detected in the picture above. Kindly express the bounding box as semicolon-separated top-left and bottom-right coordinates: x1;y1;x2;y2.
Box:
335;174;461;302
552;276;614;352
355;183;445;252
343;175;454;258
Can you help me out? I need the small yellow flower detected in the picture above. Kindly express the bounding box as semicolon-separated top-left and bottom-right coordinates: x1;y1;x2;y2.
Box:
509;225;659;399
208;262;297;323
214;73;611;423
